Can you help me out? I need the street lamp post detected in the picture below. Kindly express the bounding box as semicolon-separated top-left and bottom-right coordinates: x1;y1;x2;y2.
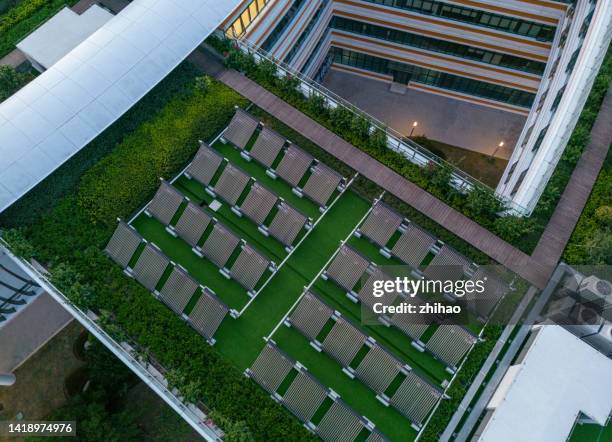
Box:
409;121;418;137
0;373;16;386
490;141;504;159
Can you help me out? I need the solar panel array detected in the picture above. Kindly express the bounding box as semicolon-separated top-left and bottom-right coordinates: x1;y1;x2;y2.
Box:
391;223;436;268
131;243;169;291
354;344;403;394
213;163;250;206
105;221;142;268
359;202;403;247
389;371;442;426
248;126;285;167
321;318;367;367
465;268;509;318
239;183;277;225
357;268;399;310
229;245;270;291
288;291;334;341
302;163;343;207
424;245;471;282
222;108;259;149
146;181;184;225
188;288;229;341
248;343;386;441
201;223;240;268
426;324;477;368
315;401;364;442
282;371;328;423
186;143;224;186
158;266;198;314
275;144;313;187
390;296;430;341
326;245;370;292
248;342;294;393
289;289;442;427
267;202;307;247
173;202;211;247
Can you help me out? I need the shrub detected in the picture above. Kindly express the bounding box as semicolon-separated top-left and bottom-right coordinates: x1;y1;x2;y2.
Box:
528;48;612;252
0;63;205;228
594;205;612;227
76;79;245;227
0;65;34;102
306;92;327;117
563;151;611;265
213;41;612;255
1;228;35;259
194;75;212;93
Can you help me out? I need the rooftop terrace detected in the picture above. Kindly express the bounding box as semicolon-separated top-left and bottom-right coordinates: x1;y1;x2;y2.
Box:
102;108;512;441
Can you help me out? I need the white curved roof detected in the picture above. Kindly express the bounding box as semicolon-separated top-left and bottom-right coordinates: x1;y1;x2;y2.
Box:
0;0;241;213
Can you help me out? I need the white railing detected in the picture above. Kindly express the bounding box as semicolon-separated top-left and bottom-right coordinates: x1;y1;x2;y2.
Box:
231;37;531;215
0;239;223;442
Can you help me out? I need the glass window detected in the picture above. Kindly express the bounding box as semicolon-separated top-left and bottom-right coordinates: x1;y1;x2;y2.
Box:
361;0;555;41
329;47;535;107
329;16;545;74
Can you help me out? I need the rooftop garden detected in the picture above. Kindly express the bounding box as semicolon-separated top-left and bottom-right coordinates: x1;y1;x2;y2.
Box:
563;149;611;265
0;65;34;102
0;59;523;440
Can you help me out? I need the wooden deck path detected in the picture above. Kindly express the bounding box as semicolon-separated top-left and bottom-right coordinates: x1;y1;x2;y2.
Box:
193;49;611;289
532;89;612;266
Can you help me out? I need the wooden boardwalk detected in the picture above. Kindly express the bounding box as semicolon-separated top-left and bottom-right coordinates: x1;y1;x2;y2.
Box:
194;49;610;289
532;89;612;266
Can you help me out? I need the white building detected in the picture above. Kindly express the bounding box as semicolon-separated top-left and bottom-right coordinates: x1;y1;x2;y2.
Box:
475;325;612;442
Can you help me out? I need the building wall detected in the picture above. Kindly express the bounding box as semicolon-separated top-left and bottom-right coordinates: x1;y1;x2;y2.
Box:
496;0;611;212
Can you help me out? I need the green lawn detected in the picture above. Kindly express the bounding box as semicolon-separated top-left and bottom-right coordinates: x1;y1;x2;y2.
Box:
569;422;612;442
213;140;322;220
274;325;417;441
213;190;370;367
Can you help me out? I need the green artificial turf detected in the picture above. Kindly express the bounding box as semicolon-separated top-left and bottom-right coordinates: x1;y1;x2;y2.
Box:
212;141;321;219
132;215;250;310
312;277;449;384
274;325;417;442
569;422;612;442
213;190;371;367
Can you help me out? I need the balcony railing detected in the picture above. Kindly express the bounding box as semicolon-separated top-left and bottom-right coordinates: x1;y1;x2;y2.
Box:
233;37;530;215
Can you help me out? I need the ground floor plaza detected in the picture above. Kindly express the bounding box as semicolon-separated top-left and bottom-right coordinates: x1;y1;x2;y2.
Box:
322;69;527;160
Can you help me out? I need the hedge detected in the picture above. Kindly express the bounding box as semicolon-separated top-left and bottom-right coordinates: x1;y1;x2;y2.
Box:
0;0;79;58
522;47;612;253
562;150;611;265
0;63;204;228
6;76;314;441
212;37;612;254
0;65;34;102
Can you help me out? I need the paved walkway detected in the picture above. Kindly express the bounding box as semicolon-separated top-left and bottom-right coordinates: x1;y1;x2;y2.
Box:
532;89;612;267
192;50;550;288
